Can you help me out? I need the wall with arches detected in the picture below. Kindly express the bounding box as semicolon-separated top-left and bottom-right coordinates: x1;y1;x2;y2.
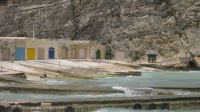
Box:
0;37;105;61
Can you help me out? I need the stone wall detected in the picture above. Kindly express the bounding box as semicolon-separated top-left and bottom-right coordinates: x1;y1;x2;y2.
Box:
0;38;105;61
3;98;200;112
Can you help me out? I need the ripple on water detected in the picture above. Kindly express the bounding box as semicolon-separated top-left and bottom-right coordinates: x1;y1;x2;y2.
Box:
112;86;156;96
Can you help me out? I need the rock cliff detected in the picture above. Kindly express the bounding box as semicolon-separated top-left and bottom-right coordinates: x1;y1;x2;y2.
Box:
0;0;200;64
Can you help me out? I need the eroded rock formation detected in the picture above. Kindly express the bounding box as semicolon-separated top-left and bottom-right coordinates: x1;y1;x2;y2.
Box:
0;0;200;64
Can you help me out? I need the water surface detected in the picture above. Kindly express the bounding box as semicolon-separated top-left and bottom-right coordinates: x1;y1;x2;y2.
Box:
70;71;200;88
1;71;200;103
93;108;200;112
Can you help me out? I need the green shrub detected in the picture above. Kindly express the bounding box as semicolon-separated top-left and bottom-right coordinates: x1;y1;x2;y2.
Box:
105;47;114;60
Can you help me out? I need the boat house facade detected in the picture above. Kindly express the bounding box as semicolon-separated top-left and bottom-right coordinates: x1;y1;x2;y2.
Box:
146;50;158;63
0;37;105;61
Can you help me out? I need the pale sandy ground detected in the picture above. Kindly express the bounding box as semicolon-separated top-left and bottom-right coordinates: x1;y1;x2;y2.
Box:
0;60;138;81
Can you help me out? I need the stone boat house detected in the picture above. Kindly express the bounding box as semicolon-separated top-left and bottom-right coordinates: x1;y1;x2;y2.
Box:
0;37;105;61
146;50;158;63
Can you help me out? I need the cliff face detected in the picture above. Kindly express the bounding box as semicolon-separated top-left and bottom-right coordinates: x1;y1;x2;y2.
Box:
1;0;200;63
0;0;74;39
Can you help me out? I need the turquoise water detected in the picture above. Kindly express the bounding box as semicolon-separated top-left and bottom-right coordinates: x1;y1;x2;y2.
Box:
0;71;199;101
71;71;200;88
0;71;200;111
90;71;200;112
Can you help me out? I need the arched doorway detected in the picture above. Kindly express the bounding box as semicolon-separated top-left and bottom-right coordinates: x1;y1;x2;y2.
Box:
0;105;7;112
12;107;22;112
148;103;157;110
27;48;36;60
70;46;78;59
133;103;142;110
79;48;85;59
96;49;101;59
64;106;75;112
60;47;68;59
38;48;45;60
160;103;169;110
15;48;25;61
48;47;55;59
2;48;10;61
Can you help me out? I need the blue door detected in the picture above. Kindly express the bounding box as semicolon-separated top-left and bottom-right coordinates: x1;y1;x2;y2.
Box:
48;47;55;59
15;48;25;61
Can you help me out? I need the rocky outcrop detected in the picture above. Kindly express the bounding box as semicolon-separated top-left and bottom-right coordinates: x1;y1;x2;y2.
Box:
0;0;200;64
0;0;74;39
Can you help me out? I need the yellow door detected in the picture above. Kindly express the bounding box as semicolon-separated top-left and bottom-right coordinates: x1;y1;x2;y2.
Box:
27;48;36;60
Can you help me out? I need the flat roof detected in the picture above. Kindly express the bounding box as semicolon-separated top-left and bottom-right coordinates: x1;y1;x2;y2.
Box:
146;50;158;55
0;37;97;44
0;37;27;40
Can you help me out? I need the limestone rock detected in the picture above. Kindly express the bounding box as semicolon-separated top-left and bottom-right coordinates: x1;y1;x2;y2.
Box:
0;0;200;64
